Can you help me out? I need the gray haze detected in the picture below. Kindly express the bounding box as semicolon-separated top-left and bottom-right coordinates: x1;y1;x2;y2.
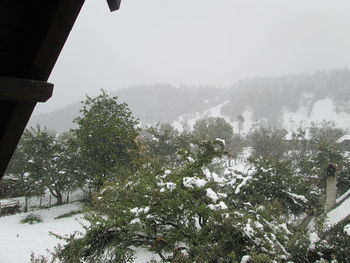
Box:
35;0;350;113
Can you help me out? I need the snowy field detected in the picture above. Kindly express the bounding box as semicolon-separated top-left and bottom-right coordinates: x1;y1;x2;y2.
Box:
0;202;84;263
0;202;160;263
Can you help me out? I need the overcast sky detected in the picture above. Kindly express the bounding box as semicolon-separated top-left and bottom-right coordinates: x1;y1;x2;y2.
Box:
35;0;350;113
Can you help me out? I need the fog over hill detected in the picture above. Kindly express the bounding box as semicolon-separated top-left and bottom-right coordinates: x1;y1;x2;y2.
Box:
29;84;227;132
29;69;350;133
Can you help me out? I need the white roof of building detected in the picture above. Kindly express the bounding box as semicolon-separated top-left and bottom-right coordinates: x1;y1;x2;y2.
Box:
336;135;350;143
327;190;350;227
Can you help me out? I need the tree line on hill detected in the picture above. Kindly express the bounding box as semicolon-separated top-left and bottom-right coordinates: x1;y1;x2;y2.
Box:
3;90;350;262
222;68;350;122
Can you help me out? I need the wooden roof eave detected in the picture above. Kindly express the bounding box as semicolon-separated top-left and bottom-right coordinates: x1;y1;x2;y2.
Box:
0;0;121;179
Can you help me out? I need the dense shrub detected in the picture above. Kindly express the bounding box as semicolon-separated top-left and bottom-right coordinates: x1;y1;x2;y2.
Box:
20;214;42;225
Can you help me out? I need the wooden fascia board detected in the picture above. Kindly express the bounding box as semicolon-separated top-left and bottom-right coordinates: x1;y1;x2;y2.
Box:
0;76;53;102
0;101;36;178
28;0;86;81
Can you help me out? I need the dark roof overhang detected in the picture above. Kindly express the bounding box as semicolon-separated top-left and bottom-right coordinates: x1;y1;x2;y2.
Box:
0;0;120;178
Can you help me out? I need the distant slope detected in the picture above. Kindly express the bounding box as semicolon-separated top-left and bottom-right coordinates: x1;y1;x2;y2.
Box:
29;69;350;132
28;84;228;132
222;68;350;122
173;96;350;135
29;103;81;132
173;69;350;133
115;84;227;123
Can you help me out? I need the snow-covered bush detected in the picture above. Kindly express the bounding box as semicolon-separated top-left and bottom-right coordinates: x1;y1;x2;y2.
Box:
20;214;42;225
314;217;350;262
52;140;290;262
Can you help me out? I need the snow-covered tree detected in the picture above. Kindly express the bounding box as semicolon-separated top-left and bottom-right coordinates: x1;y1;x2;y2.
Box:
53;140;290;263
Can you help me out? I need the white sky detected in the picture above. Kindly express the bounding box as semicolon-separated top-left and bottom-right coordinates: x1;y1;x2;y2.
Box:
35;0;350;113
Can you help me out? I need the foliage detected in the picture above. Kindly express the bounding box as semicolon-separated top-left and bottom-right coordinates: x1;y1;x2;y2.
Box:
30;253;50;263
72;90;140;191
3;127;82;206
314;217;350;262
241;157;311;216
192;117;243;158
192;117;233;143
0;177;22;198
141;123;191;166
248;125;288;161
22;127;79;205
20;214;42;225
54;210;82;220
3;131;43;201
52;140;290;262
247;123;347;217
309;121;344;146
247;253;274;263
287;217;350;263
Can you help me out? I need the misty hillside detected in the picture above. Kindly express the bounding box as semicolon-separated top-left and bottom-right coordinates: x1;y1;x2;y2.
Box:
222;69;350;122
29;69;350;132
29;84;227;132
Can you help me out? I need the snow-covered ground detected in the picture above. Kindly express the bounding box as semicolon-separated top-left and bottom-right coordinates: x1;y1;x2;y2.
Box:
0;202;160;263
172;101;254;135
172;96;350;134
0;202;84;263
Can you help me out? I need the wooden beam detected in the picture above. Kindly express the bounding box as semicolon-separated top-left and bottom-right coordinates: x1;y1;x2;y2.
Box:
0;0;120;178
0;76;53;102
0;101;36;177
107;0;121;11
28;0;86;81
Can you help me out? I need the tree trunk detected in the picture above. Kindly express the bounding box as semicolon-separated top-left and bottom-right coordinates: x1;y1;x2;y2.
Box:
88;187;92;202
56;192;63;205
49;188;63;205
24;195;28;212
